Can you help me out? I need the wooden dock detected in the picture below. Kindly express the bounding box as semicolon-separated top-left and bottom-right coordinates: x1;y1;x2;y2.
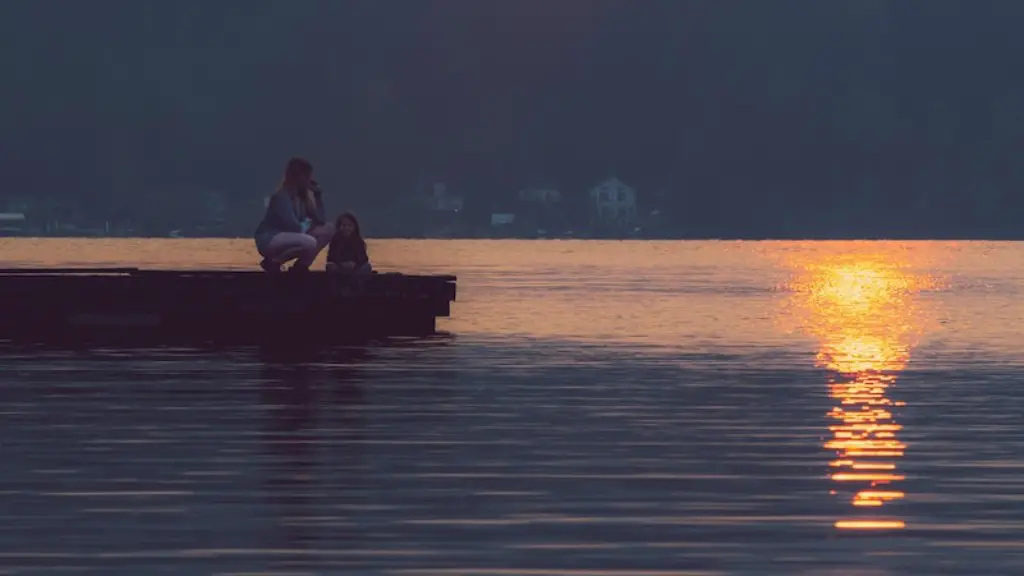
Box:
0;268;457;346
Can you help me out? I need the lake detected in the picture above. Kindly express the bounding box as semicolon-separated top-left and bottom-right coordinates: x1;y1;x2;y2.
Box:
1;238;1022;575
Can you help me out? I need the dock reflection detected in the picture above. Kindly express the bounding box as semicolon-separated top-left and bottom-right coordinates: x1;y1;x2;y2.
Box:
781;247;945;531
258;347;369;557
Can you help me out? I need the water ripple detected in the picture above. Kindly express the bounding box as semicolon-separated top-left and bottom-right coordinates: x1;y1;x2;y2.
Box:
1;240;1023;574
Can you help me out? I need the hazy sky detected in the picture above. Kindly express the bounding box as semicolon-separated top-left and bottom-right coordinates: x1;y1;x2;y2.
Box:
2;0;1021;236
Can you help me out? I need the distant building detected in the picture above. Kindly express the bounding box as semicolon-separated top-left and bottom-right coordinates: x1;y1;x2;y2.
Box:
514;184;565;236
588;177;637;228
517;186;562;204
419;181;463;237
489;212;517;238
425;182;463;212
6;197;31;215
490;213;515;226
0;212;27;236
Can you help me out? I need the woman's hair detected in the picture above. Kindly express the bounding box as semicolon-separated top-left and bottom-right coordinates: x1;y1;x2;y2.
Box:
276;157;315;216
335;212;365;248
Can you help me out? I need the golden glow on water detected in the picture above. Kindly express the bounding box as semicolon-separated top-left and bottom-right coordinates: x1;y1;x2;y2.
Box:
781;245;946;532
834;519;907;530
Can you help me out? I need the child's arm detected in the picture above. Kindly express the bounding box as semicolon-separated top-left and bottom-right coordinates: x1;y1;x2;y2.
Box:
325;234;340;265
355;242;370;267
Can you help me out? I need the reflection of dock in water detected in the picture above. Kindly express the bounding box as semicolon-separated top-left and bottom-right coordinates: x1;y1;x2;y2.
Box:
781;249;946;531
259;348;370;562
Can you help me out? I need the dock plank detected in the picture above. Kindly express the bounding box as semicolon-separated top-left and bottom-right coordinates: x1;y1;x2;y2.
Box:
0;268;457;346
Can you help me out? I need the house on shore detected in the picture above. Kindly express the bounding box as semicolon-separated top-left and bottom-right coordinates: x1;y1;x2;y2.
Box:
588;177;638;232
422;181;463;237
515;184;565;236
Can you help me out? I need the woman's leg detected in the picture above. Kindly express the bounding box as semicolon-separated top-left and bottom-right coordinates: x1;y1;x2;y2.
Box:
264;232;318;266
293;224;335;268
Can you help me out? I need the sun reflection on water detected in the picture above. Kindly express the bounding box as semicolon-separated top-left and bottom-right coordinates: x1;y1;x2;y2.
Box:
781;247;947;531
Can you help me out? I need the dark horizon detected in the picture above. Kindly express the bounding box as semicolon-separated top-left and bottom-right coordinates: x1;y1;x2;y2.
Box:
2;0;1022;239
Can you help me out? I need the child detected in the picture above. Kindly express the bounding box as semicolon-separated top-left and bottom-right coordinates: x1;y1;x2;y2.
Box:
326;212;372;274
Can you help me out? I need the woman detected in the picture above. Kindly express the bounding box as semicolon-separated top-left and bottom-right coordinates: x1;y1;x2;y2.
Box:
326;212;372;274
254;157;335;272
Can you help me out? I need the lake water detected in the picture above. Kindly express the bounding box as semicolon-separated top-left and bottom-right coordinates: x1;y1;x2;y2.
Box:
1;238;1022;575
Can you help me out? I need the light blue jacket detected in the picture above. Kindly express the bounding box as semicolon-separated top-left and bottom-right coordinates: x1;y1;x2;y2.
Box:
254;190;326;256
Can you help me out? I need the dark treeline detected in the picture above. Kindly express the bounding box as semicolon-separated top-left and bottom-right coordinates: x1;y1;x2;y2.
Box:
1;0;1022;238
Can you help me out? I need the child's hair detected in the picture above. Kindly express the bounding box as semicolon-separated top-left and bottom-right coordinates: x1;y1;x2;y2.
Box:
335;212;365;248
335;212;361;235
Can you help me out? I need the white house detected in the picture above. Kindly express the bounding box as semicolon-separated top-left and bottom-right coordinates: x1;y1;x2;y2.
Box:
588;177;637;226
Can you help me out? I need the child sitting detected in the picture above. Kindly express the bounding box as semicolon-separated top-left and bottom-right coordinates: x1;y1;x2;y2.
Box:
325;212;372;274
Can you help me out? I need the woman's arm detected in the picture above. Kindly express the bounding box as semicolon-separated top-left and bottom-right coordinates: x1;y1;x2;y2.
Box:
311;190;327;225
325;233;340;265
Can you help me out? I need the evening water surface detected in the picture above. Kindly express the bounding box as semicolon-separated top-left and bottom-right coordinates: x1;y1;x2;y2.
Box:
0;239;1022;575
